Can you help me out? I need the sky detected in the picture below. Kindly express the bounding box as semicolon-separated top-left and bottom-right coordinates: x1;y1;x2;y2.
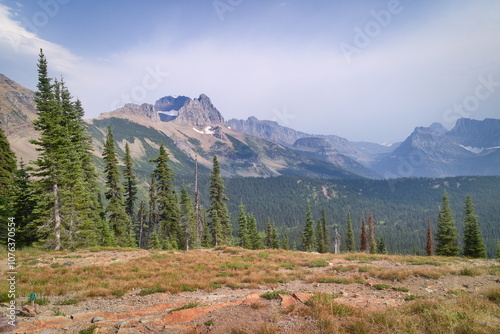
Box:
0;0;499;143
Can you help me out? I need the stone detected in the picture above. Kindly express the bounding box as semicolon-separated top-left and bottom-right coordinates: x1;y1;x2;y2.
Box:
293;293;313;304
91;317;104;323
279;294;296;308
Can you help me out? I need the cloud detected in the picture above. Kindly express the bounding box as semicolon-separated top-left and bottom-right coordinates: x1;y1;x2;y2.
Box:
0;4;79;75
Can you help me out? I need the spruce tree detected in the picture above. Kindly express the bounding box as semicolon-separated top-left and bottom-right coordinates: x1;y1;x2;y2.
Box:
237;202;250;248
103;126;131;246
180;185;198;250
30;51;99;249
137;201;147;248
123;143;137;220
377;238;387;254
435;191;459;256
462;195;486;258
0;123;17;227
316;219;324;253
12;160;36;247
496;241;500;260
316;209;330;253
368;213;376;254
345;211;355;252
208;156;231;246
360;218;368;252
150;143;180;248
282;233;290;250
264;218;279;249
426;218;434;256
247;213;263;249
301;202;316;252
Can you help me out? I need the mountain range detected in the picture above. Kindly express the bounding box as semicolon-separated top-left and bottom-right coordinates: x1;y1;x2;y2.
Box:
1;73;499;180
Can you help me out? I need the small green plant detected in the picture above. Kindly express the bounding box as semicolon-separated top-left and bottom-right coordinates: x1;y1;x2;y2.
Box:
483;287;500;304
258;252;270;259
181;284;197;292
79;324;98;334
261;290;291;300
204;319;214;326
358;266;369;273
458;267;478;277
372;284;391;290
392;286;410;292
0;292;13;303
216;272;235;277
220;262;250;270
280;263;296;270
52;308;65;316
111;289;125;298
404;294;426;301
50;263;65;268
318;278;350;284
139;286;165;296
309;259;328;267
168;302;199;314
56;298;80;305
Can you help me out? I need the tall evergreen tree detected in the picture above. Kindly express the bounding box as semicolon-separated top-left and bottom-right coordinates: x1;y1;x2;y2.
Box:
237;202;250;248
193;155;203;245
137;201;147;248
462;195;486;258
180;185;198;250
368;213;376;254
496;241;500;260
30;51;99;249
316;219;324;253
360;218;368;252
426;218;434;256
264;218;279;249
0;123;17;224
103;126;131;246
208;156;231;246
316;208;329;253
150;143;179;248
435;191;459;256
247;213;263;249
345;211;355;252
13;160;36;247
282;233;290;250
301;202;316;252
123;143;137;220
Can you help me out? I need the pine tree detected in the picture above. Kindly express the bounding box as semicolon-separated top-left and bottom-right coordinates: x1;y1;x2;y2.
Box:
103;126;131;246
237;202;250;248
462;195;486;258
282;233;290;250
316;219;324;253
316;209;329;253
426;218;434;256
123;143;137;220
0;123;17;231
377;238;387;254
13;160;36;247
247;213;263;249
435;190;459;256
264;218;279;249
193;155;203;245
137;201;147;248
29;51;99;249
496;241;500;260
208;156;231;246
150;143;180;248
301;202;316;252
345;211;355;252
149;231;161;249
368;213;376;254
360;218;368;252
180;185;198;250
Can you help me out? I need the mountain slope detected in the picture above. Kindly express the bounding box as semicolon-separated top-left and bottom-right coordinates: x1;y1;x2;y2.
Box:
372;119;500;178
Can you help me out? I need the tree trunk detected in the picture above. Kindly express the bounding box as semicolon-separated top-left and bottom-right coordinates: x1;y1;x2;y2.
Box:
53;183;61;251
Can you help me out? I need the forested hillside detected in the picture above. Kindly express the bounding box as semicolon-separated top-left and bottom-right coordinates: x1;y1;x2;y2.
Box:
222;176;500;257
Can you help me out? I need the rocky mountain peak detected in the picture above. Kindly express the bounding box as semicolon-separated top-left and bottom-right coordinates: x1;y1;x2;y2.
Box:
171;94;225;127
448;118;500;148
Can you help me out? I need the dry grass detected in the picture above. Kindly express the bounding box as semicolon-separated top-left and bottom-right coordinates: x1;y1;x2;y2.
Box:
302;291;500;334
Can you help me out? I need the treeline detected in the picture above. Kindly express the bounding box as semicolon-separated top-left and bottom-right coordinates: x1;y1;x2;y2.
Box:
1;51;499;258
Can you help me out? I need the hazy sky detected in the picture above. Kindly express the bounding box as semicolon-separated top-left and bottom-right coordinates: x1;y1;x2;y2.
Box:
1;0;499;143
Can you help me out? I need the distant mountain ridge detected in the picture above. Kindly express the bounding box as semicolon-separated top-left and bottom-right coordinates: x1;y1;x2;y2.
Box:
1;73;499;179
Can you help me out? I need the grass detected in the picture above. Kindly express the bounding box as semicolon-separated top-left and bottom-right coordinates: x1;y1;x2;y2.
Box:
458;267;479;276
372;284;392;290
55;298;80;305
139;286;165;296
79;325;98;334
168;302;199;314
260;290;292;300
